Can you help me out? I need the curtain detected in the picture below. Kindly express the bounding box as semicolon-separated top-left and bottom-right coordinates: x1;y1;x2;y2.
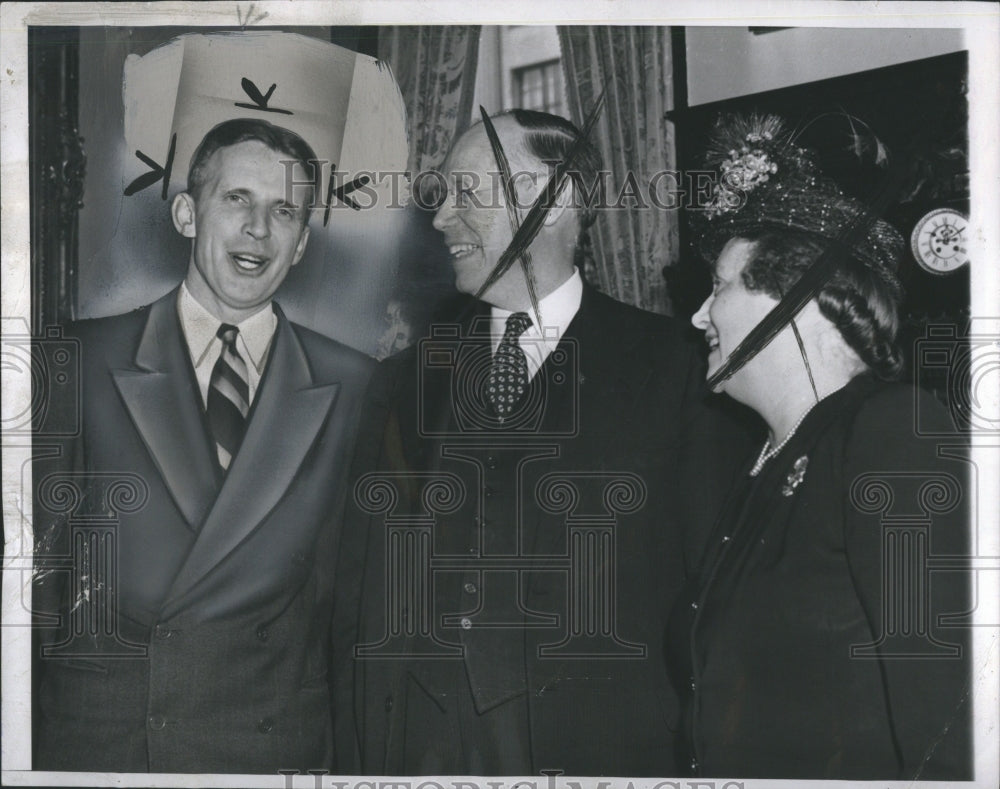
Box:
558;27;678;315
374;27;481;358
378;26;482;175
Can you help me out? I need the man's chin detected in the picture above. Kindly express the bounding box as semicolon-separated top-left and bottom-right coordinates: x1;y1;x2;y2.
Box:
705;363;725;394
452;272;486;298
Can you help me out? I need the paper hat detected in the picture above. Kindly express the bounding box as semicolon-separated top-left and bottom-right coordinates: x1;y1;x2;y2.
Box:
122;31;409;220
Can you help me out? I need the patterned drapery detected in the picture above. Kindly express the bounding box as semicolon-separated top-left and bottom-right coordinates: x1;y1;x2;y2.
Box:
558;27;678;315
374;26;481;359
378;26;482;176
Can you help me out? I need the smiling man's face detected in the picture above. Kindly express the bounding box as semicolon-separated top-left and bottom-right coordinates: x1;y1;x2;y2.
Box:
178;139;310;323
432;118;555;307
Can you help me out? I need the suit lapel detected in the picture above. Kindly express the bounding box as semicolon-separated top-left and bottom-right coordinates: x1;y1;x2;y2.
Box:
162;309;340;613
569;286;653;409
111;291;220;530
412;299;492;440
527;287;653;559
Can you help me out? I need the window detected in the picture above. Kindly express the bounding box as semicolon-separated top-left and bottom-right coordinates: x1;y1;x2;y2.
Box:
514;60;564;115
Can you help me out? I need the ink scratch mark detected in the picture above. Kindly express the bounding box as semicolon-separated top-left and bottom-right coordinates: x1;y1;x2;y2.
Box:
234;77;293;115
124;133;176;199
236;3;268;27
323;172;373;225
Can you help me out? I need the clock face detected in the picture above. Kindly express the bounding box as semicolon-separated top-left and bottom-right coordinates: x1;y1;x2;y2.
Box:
910;208;969;275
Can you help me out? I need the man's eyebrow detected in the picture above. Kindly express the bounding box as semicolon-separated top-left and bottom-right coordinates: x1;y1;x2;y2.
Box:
221;187;299;209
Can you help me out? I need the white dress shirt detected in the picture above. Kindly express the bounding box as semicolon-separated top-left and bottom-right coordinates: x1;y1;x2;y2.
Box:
490;268;583;381
177;283;277;408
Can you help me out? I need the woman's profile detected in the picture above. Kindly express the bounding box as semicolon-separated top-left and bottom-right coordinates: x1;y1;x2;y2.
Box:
666;113;972;780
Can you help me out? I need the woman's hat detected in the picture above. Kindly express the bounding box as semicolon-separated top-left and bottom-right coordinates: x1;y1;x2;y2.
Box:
691;113;904;287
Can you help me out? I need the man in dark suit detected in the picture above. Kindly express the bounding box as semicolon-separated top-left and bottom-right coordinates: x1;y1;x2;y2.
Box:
340;110;751;775
33;118;374;773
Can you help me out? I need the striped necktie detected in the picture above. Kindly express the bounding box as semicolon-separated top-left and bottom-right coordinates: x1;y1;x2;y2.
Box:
486;312;532;419
207;323;250;471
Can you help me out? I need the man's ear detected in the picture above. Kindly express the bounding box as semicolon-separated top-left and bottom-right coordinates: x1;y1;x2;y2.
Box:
542;178;575;227
291;224;310;266
171;193;197;238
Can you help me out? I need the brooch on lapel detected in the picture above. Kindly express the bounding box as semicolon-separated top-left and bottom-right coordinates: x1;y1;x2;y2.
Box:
781;455;809;497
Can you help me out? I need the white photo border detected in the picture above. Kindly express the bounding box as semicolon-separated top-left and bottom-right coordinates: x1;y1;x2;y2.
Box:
2;2;998;787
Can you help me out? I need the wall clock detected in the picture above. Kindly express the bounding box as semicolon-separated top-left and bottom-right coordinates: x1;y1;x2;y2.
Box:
910;207;969;275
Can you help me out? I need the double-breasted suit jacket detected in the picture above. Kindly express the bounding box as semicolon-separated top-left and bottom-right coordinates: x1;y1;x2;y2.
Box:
33;288;374;773
338;285;752;776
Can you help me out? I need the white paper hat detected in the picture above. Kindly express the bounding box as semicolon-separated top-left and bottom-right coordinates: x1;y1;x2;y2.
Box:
122;31;409;221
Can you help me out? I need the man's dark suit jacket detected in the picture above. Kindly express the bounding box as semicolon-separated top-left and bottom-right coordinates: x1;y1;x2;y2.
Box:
337;285;753;776
33;289;374;773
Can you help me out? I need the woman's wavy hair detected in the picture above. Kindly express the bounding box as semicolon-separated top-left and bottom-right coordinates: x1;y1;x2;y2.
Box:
737;229;905;379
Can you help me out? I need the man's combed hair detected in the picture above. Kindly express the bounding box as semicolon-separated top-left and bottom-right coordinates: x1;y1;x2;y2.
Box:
505;108;603;231
186;118;319;221
498;109;603;279
740;230;905;380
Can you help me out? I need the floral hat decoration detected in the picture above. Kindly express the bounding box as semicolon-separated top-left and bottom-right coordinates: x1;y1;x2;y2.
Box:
691;112;905;291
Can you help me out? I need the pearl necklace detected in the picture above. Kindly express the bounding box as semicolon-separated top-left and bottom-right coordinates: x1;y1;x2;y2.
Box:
749;405;815;477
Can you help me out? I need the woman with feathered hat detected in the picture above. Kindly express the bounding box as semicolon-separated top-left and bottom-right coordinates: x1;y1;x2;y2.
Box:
665;114;972;780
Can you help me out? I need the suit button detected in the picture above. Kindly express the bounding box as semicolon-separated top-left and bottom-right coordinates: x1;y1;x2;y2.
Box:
256;625;269;642
460;617;473;630
463;582;477;594
384;695;393;712
154;624;171;639
690;759;698;772
148;715;166;730
690;601;699;610
483;486;494;498
257;717;274;734
486;456;498;469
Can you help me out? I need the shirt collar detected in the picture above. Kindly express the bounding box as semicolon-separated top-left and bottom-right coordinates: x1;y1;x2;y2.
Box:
177;282;277;373
491;268;583;349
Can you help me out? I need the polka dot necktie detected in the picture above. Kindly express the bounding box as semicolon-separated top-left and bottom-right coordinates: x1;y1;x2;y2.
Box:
206;324;250;471
486;312;532;418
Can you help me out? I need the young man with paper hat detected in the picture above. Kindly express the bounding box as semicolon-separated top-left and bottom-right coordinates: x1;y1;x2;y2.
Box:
32;32;406;774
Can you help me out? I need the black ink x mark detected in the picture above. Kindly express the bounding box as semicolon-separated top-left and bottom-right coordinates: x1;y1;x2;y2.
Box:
323;171;372;225
235;77;293;115
124;132;176;199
